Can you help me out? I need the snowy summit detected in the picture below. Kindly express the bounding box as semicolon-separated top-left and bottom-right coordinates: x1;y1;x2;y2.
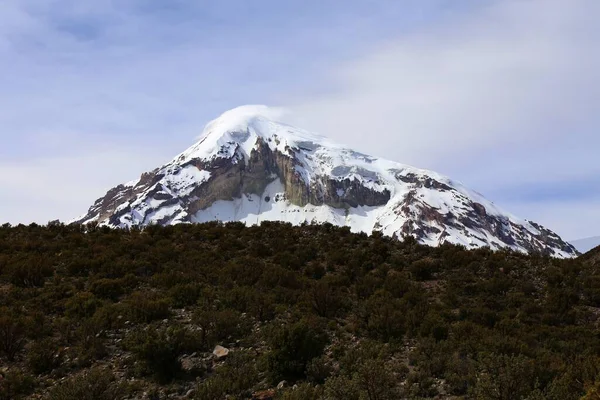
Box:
75;106;579;258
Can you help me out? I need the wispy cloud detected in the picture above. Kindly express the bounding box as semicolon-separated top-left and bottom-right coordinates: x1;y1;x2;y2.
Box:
286;0;600;239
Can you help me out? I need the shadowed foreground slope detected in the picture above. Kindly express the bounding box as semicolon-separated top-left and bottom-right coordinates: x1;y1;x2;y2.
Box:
0;222;598;399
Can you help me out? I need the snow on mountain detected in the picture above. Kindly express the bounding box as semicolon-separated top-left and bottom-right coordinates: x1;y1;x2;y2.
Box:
570;236;600;254
74;105;579;258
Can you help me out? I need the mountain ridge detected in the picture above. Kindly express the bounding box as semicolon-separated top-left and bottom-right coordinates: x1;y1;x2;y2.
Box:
74;105;578;258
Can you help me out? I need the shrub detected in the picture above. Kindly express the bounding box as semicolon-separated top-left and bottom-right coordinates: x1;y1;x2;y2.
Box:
194;351;259;399
26;338;63;374
89;279;124;301
47;368;122;400
354;359;398;400
194;377;228;400
473;354;536;400
6;258;53;288
124;291;170;323
124;325;201;383
280;383;324;400
306;356;332;384
193;308;249;349
168;283;202;308
266;320;328;383
0;309;27;361
65;292;102;320
324;375;360;400
0;369;35;400
362;291;406;341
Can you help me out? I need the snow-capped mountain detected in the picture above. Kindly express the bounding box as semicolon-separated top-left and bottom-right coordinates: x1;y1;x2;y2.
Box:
74;105;578;258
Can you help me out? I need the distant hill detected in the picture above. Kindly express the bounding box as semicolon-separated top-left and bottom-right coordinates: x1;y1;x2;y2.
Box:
571;236;600;253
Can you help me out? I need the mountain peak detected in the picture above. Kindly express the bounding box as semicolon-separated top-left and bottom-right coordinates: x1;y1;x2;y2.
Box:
201;105;285;142
175;105;329;166
74;106;579;258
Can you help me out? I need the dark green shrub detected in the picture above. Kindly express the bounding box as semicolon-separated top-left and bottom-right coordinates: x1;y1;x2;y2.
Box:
65;292;102;320
47;368;122;400
408;258;440;281
124;291;170;323
193;308;249;349
353;360;398;400
89;279;124;301
266;320;328;383
26;338;63;374
280;383;324;399
472;354;536;400
324;375;360;400
194;377;228;400
168;283;202;308
6;257;53;288
362;291;406;341
309;280;344;318
306;356;332;384
0;369;35;400
194;351;259;399
0;309;27;361
124;325;200;383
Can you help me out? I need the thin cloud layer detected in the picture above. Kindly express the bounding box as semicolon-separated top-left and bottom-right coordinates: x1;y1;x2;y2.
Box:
287;0;599;239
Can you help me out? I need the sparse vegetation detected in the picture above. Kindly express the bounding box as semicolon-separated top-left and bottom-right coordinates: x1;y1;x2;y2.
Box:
0;221;598;398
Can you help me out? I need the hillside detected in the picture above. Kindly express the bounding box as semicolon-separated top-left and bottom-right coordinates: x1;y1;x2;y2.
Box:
582;244;600;267
74;106;577;258
0;222;599;400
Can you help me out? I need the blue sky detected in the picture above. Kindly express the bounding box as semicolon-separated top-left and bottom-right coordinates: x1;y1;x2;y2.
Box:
0;0;598;241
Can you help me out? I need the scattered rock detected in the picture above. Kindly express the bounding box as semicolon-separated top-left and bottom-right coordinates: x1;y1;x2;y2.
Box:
277;380;288;390
213;345;229;359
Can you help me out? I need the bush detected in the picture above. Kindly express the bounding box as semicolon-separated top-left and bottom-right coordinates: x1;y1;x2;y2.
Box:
193;308;249;349
473;354;536;400
89;279;124;301
194;377;229;400
0;369;35;400
362;291;406;341
306;356;332;384
266;320;328;383
6;257;53;288
168;283;202;308
65;292;102;320
324;375;360;400
354;360;398;400
280;383;324;399
124;291;170;323
0;309;27;361
26;338;63;375
47;368;122;400
324;359;398;400
194;351;259;399
124;325;201;383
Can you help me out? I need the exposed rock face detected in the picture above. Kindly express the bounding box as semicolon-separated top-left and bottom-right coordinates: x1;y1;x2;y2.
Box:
73;105;579;258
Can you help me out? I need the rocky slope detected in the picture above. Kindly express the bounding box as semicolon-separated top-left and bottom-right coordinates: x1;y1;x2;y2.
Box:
74;105;578;258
